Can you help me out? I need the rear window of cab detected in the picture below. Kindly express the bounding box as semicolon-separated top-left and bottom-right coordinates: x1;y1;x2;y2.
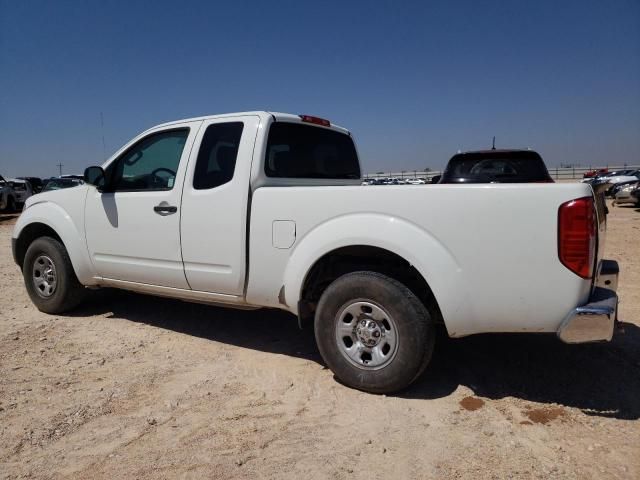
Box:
265;123;360;179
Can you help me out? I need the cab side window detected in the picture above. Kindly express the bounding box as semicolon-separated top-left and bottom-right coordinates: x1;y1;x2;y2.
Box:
107;129;189;192
193;122;244;190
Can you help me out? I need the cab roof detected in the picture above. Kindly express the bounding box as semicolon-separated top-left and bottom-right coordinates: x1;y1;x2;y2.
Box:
151;111;350;135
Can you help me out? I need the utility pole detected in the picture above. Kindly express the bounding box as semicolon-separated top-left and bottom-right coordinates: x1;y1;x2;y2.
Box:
57;162;63;176
100;111;107;160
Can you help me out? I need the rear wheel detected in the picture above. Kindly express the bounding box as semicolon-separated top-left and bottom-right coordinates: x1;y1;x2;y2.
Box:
23;237;86;313
314;271;435;394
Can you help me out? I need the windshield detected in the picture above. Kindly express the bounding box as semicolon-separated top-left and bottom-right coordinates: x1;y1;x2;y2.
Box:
8;181;27;190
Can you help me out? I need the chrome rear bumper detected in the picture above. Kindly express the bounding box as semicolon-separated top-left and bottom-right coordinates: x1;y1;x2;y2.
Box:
558;260;619;344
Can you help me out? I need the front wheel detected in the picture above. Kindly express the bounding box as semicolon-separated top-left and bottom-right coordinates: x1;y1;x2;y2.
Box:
23;237;87;313
314;271;435;394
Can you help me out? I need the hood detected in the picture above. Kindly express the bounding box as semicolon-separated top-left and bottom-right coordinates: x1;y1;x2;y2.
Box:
25;184;89;209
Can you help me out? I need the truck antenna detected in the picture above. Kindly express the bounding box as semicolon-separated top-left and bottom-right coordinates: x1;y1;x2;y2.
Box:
57;162;64;176
492;136;496;150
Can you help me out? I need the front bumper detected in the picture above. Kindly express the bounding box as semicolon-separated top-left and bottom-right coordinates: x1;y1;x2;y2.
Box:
557;260;619;344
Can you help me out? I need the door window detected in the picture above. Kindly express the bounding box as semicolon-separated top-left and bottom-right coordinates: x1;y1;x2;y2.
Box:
193;122;244;190
107;129;189;191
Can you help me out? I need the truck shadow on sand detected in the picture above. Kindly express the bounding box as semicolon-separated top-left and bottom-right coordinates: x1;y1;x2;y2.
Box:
406;326;640;420
0;214;19;223
73;289;640;420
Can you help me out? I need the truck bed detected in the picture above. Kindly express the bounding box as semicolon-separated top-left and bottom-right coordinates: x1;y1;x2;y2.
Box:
247;183;595;337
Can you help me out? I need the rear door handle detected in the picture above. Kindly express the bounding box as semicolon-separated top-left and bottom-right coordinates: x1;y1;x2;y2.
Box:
153;202;177;215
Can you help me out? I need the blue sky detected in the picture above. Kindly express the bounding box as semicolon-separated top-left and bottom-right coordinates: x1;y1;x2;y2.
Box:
1;0;639;177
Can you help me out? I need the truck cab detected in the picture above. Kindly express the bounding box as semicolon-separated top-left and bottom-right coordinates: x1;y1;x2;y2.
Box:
76;112;360;297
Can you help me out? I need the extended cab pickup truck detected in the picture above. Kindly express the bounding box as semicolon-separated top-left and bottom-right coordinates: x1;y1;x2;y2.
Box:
12;112;620;393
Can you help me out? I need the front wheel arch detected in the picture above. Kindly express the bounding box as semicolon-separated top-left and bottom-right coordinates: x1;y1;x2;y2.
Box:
14;222;64;270
13;202;98;286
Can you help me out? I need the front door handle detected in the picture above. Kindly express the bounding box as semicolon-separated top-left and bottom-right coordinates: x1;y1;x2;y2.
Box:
153;202;177;215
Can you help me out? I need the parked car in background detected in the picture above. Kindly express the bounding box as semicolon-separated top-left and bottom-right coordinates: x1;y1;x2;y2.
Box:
405;178;426;185
6;178;33;208
437;149;554;184
17;177;45;193
583;168;608;179
609;179;640;198
631;186;640;206
0;174;17;212
582;169;636;185
603;170;640;196
613;181;640;206
42;177;85;192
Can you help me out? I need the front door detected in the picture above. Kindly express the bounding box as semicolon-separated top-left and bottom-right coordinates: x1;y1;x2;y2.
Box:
85;122;201;288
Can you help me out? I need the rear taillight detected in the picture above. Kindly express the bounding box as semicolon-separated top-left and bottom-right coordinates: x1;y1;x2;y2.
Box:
558;196;596;279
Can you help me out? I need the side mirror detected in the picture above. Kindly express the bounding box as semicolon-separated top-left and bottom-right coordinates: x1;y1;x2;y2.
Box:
431;175;442;184
84;166;106;189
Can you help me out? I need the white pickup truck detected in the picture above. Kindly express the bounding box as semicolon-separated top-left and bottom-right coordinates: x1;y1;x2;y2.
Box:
12;112;620;393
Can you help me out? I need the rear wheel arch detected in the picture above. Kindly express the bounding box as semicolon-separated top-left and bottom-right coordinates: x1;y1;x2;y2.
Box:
298;245;443;327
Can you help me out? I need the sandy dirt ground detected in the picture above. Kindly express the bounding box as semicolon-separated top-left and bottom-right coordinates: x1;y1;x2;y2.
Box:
1;201;639;479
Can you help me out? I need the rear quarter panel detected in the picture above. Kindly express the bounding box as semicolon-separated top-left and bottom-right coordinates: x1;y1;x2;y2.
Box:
247;183;593;336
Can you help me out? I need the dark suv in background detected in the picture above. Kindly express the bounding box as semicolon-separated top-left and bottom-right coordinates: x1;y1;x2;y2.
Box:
434;149;554;184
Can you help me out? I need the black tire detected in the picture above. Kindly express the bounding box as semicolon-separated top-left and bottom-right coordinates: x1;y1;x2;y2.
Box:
314;271;435;394
23;237;87;314
6;196;16;213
